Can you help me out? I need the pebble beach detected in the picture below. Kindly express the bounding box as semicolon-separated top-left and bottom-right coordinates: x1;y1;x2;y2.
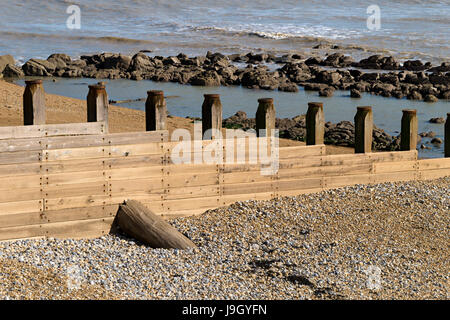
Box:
1;177;448;300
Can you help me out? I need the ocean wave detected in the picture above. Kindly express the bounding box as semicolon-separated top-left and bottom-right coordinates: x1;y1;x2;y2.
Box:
189;24;362;41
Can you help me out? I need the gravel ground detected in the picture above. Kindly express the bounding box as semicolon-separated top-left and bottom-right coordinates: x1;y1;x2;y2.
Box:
0;177;449;300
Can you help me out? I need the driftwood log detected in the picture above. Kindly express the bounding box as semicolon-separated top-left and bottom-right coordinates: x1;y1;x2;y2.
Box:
116;200;196;249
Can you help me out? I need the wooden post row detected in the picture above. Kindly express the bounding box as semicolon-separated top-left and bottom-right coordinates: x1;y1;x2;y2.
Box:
23;80;46;125
306;102;324;145
87;83;109;130
255;98;276;138
400;109;418;151
202;94;222;140
146;90;167;131
354;106;373;153
446;113;450;158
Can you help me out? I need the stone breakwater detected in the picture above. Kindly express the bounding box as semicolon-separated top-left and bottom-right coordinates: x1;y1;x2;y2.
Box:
0;177;448;300
224;111;402;151
1;51;449;102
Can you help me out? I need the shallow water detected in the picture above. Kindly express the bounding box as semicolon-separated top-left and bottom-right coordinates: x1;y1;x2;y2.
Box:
15;78;448;158
1;0;449;64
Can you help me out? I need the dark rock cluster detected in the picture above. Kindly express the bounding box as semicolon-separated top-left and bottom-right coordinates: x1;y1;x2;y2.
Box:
2;52;449;102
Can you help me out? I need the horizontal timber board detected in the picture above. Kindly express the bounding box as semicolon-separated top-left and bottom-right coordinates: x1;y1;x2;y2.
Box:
0;200;43;215
0;217;114;241
418;158;450;170
43;205;119;224
419;168;450;180
0;122;106;140
44;195;110;211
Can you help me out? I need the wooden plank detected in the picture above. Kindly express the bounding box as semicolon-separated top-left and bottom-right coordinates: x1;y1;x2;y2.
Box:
44;182;107;199
0;188;42;203
163;172;219;188
0;122;107;140
323;174;372;189
223;171;274;184
44;146;106;161
44;195;109;211
109;143;163;157
0;163;41;177
419;168;450;180
109;178;164;194
0;200;43;215
279;157;322;170
109;166;163;180
107;131;168;144
105;154;164;169
0;211;43;229
160;196;221;212
0;223;44;241
373;160;418;174
43;158;105;174
45;170;106;186
165;185;220;200
277;177;323;191
223;181;275;195
43;205;119;224
0;150;41;165
43;217;115;239
0;175;42;191
368;150;417;162
372;171;418;184
418;158;450;171
164;163;218;175
0;138;42;152
279;145;325;159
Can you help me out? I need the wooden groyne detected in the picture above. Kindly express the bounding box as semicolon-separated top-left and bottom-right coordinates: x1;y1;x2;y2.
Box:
0;81;448;241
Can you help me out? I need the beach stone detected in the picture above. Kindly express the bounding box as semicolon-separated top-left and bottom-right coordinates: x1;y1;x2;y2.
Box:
278;81;299;92
356;55;399;70
321;53;353;67
429;117;445;124
360;73;379;82
407;91;423;100
305;57;321;65
22;59;55;76
189;70;221;86
350;89;361;98
403;60;427;71
424;94;438;102
315;70;342;85
128;53;154;73
2;64;24;78
319;86;335;97
419;131;436;138
0;55;15;73
431;138;443;144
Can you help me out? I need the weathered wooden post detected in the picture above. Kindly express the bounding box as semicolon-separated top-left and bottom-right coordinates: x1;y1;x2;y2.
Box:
202;94;222;140
87;83;109;128
256;98;276;137
400;109;418;151
145;90;167;131
23;80;46;125
445;113;450;158
354;106;373;153
306;102;324;145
